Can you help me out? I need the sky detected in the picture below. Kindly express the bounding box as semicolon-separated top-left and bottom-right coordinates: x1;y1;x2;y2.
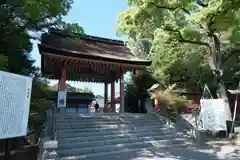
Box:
31;0;130;96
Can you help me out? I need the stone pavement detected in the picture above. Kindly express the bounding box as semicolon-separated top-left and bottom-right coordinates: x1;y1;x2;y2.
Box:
84;141;240;160
204;140;240;159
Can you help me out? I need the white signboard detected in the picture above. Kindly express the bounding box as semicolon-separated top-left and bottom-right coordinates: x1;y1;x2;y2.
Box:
57;91;66;108
0;71;32;139
200;99;232;131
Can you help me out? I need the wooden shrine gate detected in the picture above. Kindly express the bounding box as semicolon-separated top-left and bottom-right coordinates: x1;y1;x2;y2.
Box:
38;29;151;113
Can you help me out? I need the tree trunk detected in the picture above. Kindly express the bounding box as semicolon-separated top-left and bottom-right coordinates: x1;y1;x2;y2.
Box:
208;34;232;119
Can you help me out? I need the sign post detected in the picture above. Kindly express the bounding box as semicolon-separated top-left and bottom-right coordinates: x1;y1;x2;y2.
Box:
57;91;66;108
0;71;33;158
228;82;240;138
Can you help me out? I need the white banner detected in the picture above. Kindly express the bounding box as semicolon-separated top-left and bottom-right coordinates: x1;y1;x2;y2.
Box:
0;71;32;139
200;99;232;131
57;91;67;108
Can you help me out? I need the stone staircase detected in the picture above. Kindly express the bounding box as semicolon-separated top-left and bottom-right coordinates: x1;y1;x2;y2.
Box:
55;113;192;160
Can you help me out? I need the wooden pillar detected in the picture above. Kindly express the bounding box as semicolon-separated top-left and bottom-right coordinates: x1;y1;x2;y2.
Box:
111;81;115;112
120;74;125;113
58;68;67;113
58;68;67;90
133;69;136;75
104;82;108;107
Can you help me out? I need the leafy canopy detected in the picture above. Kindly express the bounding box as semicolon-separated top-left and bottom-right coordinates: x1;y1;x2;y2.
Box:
0;0;84;134
60;22;85;34
0;0;74;73
117;0;240;93
118;0;240;43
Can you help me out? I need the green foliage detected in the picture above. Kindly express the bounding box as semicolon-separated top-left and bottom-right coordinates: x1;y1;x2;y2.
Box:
0;0;79;136
150;84;189;112
78;87;92;93
49;83;93;93
0;0;72;30
29;78;53;131
117;0;240;96
0;0;73;56
59;21;85;34
0;55;8;70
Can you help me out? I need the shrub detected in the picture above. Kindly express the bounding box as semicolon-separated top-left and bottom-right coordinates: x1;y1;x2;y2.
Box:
150;84;191;117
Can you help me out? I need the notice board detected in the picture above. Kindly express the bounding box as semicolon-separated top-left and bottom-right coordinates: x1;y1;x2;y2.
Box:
0;71;32;139
200;99;232;131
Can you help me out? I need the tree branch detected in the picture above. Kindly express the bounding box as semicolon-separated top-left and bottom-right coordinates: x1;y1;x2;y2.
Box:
149;2;191;15
163;27;210;47
179;39;209;46
147;3;210;47
207;1;236;30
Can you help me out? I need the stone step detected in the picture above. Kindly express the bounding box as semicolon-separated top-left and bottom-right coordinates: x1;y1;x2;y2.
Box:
57;112;119;116
57;123;169;134
57;126;123;134
123;117;160;121
56;124;127;130
121;114;157;117
56;120;165;130
58;135;186;149
57;121;166;128
55;115;121;120
61;143;194;160
55;117;121;121
55;113;119;118
58;131;177;144
57;117;162;123
58;133;179;145
56;118;122;123
132;117;164;121
120;114;157;118
58;139;191;157
120;113;151;116
57;120;169;131
55;123;127;130
57;128;175;140
124;117;163;120
131;121;166;127
56;121;124;126
130;119;166;123
57;120;124;125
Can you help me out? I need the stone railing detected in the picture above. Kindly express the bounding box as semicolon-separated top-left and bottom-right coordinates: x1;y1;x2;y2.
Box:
37;108;58;160
116;112;137;139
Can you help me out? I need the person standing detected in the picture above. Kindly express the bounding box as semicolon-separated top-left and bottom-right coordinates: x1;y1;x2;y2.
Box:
95;102;100;112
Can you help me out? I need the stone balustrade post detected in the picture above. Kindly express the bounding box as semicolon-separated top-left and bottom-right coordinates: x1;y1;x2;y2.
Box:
42;140;58;160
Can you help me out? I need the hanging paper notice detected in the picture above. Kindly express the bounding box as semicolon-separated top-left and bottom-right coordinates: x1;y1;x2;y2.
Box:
0;71;32;140
57;91;66;108
200;99;231;131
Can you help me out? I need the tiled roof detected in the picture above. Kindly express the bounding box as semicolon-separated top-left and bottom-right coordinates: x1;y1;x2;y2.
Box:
40;29;151;65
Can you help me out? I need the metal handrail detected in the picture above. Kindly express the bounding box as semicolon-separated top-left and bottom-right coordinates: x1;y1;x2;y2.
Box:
116;112;137;139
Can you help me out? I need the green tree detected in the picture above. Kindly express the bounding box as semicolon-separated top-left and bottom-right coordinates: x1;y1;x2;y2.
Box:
0;55;8;70
117;0;240;100
0;0;75;75
29;75;53;134
78;87;93;93
59;21;85;34
0;0;78;138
